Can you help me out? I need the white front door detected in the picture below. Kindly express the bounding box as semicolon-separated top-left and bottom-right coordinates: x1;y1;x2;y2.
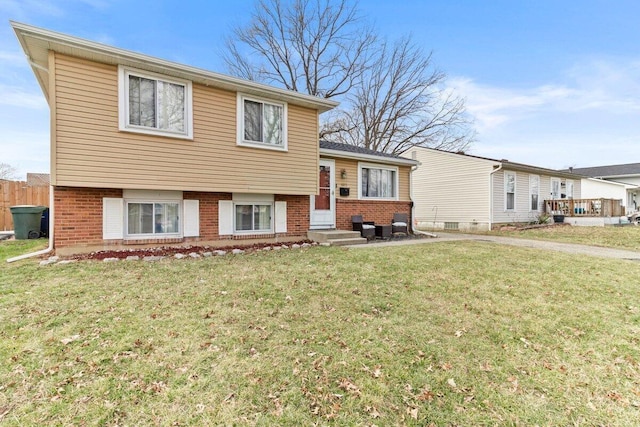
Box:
310;159;335;229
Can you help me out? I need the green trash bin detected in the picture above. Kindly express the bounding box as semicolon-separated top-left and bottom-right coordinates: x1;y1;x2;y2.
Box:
10;205;47;239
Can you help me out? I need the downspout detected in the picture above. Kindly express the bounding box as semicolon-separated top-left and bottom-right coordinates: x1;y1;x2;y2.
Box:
409;163;437;238
7;185;55;263
488;164;503;230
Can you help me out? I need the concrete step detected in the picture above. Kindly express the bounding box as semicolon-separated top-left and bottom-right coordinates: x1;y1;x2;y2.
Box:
328;237;368;246
308;230;362;243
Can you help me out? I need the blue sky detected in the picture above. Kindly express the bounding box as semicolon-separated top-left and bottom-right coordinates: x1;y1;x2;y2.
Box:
1;0;639;179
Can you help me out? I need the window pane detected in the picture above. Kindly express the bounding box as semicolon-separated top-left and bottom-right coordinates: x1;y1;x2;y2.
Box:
244;100;262;142
263;103;282;145
129;76;156;128
531;194;539;210
235;205;253;231
254;205;271;230
128;203;153;234
158;81;185;132
154;202;179;234
506;193;515;210
361;168;369;197
362;167;395;198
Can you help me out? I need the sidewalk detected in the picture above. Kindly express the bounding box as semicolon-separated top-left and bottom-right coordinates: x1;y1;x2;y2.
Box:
347;232;640;261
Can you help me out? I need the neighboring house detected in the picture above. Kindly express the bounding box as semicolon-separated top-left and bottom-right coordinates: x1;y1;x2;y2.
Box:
13;22;416;253
563;164;640;214
406;147;582;231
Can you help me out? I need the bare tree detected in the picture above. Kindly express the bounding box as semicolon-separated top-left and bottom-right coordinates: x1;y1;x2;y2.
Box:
0;163;18;180
225;0;473;154
224;0;376;98
322;36;474;154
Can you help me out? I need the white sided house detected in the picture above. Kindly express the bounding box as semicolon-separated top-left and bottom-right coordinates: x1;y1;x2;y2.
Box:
564;164;640;215
407;147;581;231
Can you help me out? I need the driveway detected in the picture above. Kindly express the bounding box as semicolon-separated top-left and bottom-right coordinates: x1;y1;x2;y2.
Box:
348;232;640;261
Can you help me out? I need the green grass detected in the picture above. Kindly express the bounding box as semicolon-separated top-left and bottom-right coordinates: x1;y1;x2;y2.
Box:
1;241;640;425
479;225;640;251
0;238;48;263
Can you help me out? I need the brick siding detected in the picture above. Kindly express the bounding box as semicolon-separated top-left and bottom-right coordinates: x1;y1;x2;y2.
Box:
53;187;310;248
335;199;412;231
54;187;122;247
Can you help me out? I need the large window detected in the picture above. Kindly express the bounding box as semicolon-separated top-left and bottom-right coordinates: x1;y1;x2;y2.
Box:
359;164;398;199
529;175;540;211
238;95;287;150
127;202;180;236
119;66;192;138
505;171;516;210
235;204;272;232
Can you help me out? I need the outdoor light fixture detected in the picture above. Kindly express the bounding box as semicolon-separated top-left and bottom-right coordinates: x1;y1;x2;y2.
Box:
340;169;347;179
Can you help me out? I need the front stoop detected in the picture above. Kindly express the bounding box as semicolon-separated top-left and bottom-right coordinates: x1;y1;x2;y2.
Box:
307;230;368;246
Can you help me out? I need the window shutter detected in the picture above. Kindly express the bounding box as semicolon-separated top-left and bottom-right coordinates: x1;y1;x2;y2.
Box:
103;198;123;239
218;200;233;235
183;199;199;237
275;201;287;233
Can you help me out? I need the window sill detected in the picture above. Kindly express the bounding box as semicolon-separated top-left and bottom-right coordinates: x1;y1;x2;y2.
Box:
237;140;287;152
124;237;183;245
119;127;193;141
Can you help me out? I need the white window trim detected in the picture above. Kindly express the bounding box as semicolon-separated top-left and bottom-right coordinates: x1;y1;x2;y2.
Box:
118;65;193;139
236;93;288;151
550;177;561;199
504;171;516;211
233;202;274;234
232;193;275;235
357;162;399;201
529;174;540;212
124;199;183;239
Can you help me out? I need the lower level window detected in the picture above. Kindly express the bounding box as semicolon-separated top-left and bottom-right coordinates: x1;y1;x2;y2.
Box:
235;204;272;232
127;202;180;235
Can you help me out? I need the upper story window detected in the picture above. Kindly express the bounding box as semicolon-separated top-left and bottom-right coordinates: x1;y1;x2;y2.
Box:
119;66;193;139
505;171;516;210
237;94;287;151
359;163;398;200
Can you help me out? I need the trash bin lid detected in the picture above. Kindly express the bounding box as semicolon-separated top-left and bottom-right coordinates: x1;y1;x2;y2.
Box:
10;205;47;214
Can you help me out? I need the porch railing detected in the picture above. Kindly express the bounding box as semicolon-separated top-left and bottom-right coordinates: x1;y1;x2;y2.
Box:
544;198;624;217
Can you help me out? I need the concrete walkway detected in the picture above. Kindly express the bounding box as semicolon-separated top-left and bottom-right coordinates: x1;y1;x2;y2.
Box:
347;231;640;261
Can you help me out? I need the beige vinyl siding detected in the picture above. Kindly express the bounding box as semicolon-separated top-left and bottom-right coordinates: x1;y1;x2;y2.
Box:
53;53;319;194
409;148;495;228
324;157;411;201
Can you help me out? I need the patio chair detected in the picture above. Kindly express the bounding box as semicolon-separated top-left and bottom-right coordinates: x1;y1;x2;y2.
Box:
352;215;375;240
391;213;409;235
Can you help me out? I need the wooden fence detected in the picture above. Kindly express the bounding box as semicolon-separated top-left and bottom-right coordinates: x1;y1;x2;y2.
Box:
0;181;50;231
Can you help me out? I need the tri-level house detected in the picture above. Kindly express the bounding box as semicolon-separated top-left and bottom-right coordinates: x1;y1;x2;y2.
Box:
12;22;417;254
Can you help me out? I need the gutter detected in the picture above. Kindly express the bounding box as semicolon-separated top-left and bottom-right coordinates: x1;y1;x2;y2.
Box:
7;185;54;263
488;164;504;230
319;148;419;167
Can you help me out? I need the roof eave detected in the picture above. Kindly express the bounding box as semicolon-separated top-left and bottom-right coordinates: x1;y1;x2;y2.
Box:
320;148;419;166
11;21;339;113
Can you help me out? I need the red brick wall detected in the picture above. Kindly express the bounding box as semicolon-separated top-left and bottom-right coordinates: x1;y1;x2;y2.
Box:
54;188;310;248
54;187;122;247
336;199;412;230
276;194;310;236
183;191;231;240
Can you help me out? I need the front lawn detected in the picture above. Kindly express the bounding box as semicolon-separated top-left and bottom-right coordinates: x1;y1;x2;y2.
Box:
1;241;639;425
486;224;640;251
